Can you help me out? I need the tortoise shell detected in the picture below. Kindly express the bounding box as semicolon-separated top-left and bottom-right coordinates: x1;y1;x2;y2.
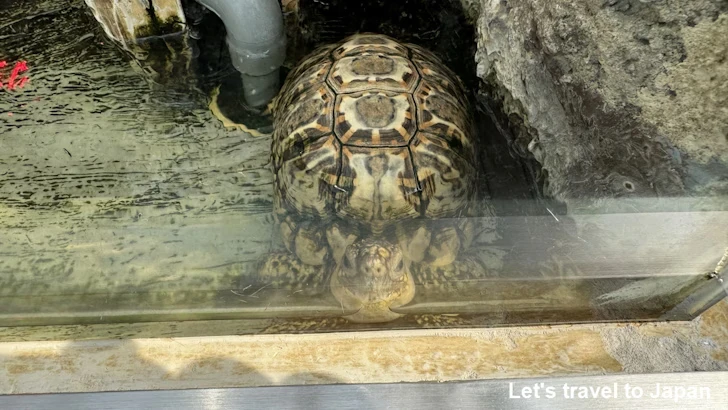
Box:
271;33;476;223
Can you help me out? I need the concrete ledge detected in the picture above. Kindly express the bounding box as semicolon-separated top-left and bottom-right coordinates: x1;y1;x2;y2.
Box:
1;300;726;394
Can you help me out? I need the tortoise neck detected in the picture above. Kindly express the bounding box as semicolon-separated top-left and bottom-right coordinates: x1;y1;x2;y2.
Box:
369;220;386;236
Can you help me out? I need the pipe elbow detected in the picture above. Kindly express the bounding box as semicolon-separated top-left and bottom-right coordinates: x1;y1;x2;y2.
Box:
196;0;286;106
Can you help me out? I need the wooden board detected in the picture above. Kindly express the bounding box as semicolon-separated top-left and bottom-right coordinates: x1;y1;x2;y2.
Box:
83;0;186;45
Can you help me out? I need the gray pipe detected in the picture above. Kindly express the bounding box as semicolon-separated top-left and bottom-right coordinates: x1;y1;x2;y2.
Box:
195;0;286;107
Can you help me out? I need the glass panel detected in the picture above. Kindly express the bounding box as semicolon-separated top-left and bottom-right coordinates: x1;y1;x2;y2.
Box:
1;0;726;332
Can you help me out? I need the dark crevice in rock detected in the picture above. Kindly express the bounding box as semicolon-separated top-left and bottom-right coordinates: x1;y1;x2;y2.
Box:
294;0;479;91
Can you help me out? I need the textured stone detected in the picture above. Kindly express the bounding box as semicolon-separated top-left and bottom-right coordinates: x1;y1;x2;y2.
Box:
475;0;727;202
2;299;728;393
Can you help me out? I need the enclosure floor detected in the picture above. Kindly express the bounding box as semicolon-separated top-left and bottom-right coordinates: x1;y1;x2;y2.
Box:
0;0;276;310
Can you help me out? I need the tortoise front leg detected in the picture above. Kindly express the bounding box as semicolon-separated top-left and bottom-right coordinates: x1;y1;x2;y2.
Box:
396;216;475;267
275;204;329;266
410;252;490;295
255;251;331;297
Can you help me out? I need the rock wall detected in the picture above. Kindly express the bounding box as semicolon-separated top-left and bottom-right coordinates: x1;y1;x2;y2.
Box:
475;0;727;203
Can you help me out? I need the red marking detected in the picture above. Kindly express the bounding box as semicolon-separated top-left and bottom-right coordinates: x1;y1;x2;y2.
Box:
0;60;30;90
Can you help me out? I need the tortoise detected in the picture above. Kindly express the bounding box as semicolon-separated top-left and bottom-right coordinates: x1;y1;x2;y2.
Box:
257;33;484;323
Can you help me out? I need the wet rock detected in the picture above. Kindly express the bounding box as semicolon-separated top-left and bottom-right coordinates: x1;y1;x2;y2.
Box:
475;0;727;203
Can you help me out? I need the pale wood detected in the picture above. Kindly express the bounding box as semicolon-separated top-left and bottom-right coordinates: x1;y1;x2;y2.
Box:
83;0;186;46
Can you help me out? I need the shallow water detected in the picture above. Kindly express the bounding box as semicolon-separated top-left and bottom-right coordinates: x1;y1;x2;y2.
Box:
0;0;274;309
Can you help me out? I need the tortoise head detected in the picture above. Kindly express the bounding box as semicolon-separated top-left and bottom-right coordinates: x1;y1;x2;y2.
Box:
330;238;416;323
